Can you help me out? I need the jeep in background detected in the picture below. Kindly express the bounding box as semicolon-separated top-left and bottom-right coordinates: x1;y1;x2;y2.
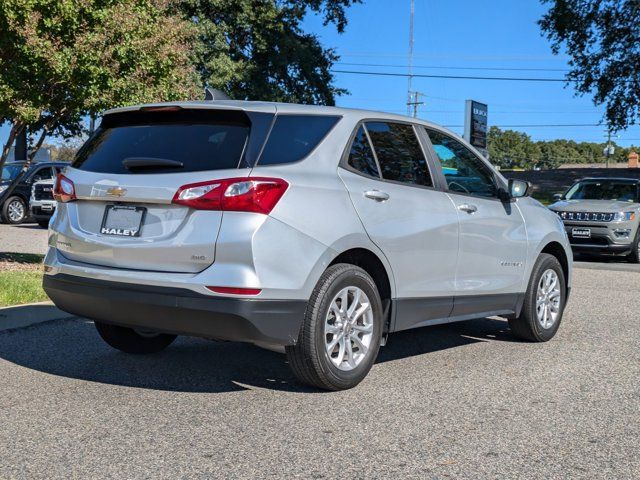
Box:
0;161;67;224
30;178;56;228
549;177;640;262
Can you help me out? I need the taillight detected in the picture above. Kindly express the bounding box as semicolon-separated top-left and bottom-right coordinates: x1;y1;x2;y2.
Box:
53;174;76;203
172;177;288;214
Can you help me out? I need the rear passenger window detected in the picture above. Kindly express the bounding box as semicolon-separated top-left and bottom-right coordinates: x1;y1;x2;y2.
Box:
258;115;340;165
347;126;380;178
365;122;432;187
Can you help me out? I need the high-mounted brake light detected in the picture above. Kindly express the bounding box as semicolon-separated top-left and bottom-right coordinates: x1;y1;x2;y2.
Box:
172;177;288;214
139;105;182;112
53;174;76;203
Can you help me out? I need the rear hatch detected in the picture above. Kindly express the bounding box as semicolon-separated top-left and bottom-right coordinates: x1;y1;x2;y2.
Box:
56;106;274;273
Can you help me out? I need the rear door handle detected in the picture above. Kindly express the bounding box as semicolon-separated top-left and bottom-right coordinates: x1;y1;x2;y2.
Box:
364;190;390;202
457;203;478;214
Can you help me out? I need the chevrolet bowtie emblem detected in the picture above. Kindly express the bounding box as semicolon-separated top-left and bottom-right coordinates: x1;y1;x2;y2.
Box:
106;187;127;197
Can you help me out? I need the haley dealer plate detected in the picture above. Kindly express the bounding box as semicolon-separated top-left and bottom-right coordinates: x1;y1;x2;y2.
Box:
100;205;146;237
571;227;591;238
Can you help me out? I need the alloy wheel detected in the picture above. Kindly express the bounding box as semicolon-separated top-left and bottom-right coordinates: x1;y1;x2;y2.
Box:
536;269;561;329
7;199;25;223
324;286;374;371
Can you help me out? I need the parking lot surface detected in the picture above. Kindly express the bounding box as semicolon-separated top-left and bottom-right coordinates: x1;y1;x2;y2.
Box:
0;223;48;255
0;266;638;479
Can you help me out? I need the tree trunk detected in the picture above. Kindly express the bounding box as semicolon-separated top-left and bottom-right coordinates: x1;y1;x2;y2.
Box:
0;121;25;172
26;124;51;167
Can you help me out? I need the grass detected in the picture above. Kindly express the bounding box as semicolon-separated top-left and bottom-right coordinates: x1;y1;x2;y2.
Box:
0;253;48;307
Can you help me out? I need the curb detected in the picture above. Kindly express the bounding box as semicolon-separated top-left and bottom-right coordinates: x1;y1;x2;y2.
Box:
0;301;74;332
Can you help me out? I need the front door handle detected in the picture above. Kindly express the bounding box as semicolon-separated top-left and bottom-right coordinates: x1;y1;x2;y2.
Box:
457;203;478;214
364;190;390;202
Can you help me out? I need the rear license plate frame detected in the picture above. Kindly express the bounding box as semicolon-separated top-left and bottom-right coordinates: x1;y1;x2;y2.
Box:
100;205;146;237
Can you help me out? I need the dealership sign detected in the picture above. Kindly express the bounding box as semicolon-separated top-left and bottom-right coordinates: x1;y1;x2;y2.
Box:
464;100;488;157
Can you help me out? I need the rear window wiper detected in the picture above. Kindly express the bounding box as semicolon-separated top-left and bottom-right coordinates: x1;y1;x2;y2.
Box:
122;157;184;170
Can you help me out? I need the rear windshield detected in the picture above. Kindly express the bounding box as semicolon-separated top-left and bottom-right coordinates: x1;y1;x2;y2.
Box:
73;109;250;174
565;181;639;202
257;114;340;165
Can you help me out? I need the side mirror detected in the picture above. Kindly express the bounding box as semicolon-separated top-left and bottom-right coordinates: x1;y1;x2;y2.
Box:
508;179;532;199
552;193;563;202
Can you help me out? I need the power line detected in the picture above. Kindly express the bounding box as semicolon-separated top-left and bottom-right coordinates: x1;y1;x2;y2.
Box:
336;62;570;73
332;69;567;82
443;123;602;128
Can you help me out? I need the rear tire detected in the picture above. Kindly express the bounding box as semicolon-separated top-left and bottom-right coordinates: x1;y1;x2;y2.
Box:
94;321;177;354
509;253;566;342
1;196;27;224
286;264;383;391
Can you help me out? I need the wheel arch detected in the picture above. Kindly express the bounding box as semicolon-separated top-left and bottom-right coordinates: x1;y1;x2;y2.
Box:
328;247;395;331
540;240;571;294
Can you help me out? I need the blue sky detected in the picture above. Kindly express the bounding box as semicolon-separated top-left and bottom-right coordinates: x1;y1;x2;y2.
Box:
3;0;639;149
303;0;640;147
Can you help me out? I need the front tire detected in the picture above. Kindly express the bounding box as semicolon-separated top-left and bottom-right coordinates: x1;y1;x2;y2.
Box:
1;196;27;224
94;321;177;354
286;264;383;391
509;253;566;342
627;233;640;263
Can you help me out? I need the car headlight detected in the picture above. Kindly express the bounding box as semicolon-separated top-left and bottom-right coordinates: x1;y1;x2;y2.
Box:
613;211;636;221
0;185;7;194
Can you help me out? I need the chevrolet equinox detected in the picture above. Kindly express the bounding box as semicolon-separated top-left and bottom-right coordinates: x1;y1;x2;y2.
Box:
43;101;572;390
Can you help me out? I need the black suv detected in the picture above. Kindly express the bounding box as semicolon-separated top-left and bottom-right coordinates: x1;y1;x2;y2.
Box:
0;161;68;224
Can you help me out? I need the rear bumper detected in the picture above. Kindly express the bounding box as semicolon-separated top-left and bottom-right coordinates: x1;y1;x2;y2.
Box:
43;274;306;347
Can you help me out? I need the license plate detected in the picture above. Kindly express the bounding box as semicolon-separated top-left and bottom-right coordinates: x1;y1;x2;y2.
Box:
100;205;146;237
41;205;53;211
572;227;591;238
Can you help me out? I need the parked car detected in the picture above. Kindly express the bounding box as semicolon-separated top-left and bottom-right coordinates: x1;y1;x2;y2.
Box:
43;101;572;390
0;161;67;224
549;177;640;262
30;178;57;228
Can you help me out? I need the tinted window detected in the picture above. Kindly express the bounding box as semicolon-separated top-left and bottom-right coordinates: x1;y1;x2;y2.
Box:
565;181;639;202
365;122;432;187
73;110;250;174
258;115;340;165
426;129;497;198
347;126;380;177
1;164;23;181
31;167;54;182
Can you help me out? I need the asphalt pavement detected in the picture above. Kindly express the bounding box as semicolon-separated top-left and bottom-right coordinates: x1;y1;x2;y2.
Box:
0;223;49;255
0;266;638;479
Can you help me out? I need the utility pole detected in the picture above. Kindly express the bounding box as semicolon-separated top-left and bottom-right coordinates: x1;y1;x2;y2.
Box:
604;128;618;168
407;91;425;118
406;0;415;116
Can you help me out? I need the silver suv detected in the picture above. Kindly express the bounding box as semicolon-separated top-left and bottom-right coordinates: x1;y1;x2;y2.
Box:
549;177;640;262
43;101;572;390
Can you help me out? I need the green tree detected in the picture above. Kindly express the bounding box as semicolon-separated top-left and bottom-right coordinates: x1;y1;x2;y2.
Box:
540;0;640;131
0;0;200;171
488;126;541;169
179;0;361;105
